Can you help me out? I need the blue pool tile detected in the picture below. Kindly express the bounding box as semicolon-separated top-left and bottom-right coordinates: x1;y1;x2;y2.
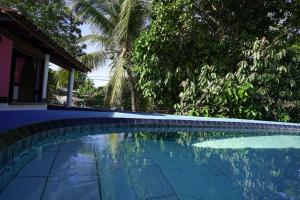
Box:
262;191;296;200
50;152;97;176
95;139;154;170
203;153;233;175
0;167;14;192
119;143;155;168
154;195;179;200
17;152;56;177
171;148;213;175
159;167;201;199
0;177;46;200
149;150;177;170
95;148;125;170
175;160;213;175
130;166;175;199
59;140;94;152
42;175;100;200
177;195;203;200
99;167;137;200
208;175;243;200
42;143;61;152
143;140;178;170
183;173;225;200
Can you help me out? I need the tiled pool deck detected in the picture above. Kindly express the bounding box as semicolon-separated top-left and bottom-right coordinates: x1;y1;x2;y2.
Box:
0;110;299;133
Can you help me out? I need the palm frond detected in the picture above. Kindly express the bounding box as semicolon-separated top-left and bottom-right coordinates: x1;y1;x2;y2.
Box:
78;34;111;48
113;0;150;45
105;50;127;105
55;68;79;88
71;0;114;34
79;50;107;69
113;0;132;44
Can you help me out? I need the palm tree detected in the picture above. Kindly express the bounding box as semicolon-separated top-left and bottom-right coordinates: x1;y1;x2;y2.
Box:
55;69;71;89
71;0;149;111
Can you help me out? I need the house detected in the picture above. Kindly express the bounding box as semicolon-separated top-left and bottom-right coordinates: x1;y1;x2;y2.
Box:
0;6;89;110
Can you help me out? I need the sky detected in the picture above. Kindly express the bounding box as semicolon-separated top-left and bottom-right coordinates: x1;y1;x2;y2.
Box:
49;24;111;88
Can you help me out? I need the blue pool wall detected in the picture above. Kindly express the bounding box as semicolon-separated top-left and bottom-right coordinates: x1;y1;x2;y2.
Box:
1;110;300;133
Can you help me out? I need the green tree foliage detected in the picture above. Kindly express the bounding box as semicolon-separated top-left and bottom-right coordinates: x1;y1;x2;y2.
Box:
0;0;85;56
48;69;105;108
77;79;106;108
132;0;299;121
54;68;87;90
133;0;198;108
175;37;300;121
47;68;57;99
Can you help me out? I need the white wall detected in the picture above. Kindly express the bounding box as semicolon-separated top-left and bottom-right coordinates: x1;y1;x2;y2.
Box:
0;103;47;110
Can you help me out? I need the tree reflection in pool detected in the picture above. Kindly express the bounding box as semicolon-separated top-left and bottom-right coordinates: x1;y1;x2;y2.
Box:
0;131;299;200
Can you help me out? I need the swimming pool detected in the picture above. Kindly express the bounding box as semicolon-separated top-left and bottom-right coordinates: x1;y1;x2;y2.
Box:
0;128;300;200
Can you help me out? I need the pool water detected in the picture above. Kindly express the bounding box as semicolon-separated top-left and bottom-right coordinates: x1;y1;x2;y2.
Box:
0;131;300;200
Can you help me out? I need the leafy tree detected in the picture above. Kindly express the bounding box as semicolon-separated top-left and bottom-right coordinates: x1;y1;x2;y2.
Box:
0;0;85;56
77;79;106;107
47;68;57;100
71;0;149;111
175;37;300;121
133;0;198;108
54;69;87;90
132;0;299;121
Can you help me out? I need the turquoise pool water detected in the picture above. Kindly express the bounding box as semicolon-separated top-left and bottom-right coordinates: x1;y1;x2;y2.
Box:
0;131;300;200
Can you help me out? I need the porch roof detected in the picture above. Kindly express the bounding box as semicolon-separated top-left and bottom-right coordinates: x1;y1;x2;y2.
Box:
0;6;90;72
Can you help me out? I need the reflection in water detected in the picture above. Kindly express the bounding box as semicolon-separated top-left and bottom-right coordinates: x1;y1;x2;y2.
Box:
95;131;300;200
1;131;299;200
192;135;300;149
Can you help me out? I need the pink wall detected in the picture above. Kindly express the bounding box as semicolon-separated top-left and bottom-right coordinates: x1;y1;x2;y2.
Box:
0;35;13;98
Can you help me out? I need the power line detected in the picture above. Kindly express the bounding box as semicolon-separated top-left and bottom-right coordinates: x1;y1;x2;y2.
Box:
90;79;110;81
88;75;110;77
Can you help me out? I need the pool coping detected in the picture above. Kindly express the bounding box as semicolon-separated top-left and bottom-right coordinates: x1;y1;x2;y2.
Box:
0;110;300;133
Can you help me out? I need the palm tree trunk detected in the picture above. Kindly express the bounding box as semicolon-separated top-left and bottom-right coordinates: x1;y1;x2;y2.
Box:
126;68;137;112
